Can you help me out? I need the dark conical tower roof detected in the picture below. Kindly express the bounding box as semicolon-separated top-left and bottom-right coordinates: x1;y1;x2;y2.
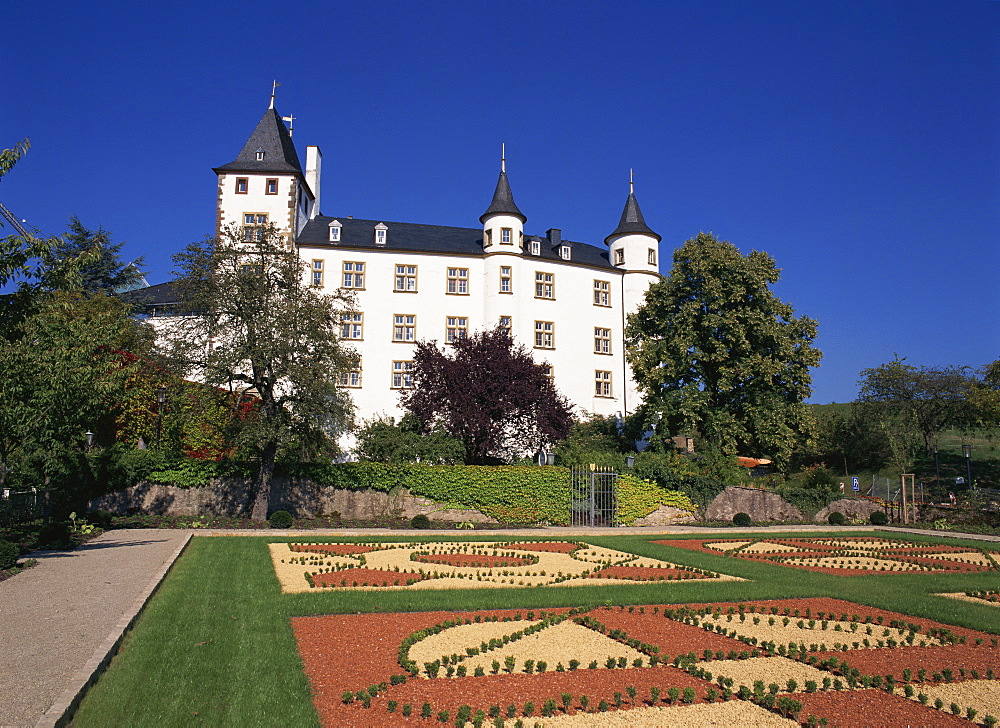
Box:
480;166;526;224
213;107;302;175
605;188;661;244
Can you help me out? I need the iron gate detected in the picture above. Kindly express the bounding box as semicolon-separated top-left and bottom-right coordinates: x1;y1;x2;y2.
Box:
570;467;618;527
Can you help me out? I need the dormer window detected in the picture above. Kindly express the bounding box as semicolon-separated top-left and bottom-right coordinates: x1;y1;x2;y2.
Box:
255;147;265;161
374;223;387;246
560;245;571;260
530;240;541;256
328;220;342;243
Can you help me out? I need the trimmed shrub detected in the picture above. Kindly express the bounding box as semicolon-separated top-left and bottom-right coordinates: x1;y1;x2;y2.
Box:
732;512;752;527
268;510;294;529
827;511;846;526
869;511;888;526
0;540;19;570
410;514;431;529
36;521;72;549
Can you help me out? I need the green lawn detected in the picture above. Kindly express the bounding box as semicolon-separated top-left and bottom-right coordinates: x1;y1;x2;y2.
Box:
72;531;1000;727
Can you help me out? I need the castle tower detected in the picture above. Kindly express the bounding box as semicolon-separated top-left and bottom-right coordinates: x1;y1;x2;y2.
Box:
605;174;661;314
481;148;527;334
212;94;320;245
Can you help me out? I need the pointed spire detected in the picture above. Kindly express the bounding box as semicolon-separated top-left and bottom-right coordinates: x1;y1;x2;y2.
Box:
605;174;661;244
270;80;280;109
480;148;526;224
213;104;302;174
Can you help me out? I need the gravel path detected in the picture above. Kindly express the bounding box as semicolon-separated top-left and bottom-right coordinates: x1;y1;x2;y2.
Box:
0;529;190;728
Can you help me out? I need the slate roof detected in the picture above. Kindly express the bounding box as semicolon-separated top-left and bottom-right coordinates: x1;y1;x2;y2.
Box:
213;107;303;175
605;191;661;244
480;170;527;224
297;216;616;270
120;281;183;314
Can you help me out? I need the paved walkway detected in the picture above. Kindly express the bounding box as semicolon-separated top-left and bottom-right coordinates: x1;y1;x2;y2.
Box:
2;523;999;728
0;529;189;728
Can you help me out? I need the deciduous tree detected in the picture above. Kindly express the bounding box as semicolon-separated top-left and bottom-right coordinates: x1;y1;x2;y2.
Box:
625;232;821;467
161;224;358;521
401;327;573;464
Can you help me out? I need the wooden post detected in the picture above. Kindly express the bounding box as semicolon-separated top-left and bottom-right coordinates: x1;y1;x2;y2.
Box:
901;474;915;525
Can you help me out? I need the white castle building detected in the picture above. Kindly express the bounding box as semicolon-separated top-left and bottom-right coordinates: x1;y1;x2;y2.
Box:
202;98;663;425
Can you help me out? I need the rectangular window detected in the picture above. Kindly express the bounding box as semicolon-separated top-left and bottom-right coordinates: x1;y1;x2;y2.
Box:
342;261;365;289
534;320;554;349
446;268;469;295
542;364;554;380
445;316;468;343
311;259;324;286
392;314;416;342
595;370;613;398
615;248;625;265
530;240;541;256
594;327;612;354
265;178;278;195
498;315;512;334
501;228;512;244
648;248;657;265
340;312;363;340
340;362;362;388
499;266;512;293
329;225;341;242
394;264;417;292
534;271;554;299
593;280;610;306
560;245;571;260
391;360;414;389
243;213;268;241
376;228;387;245
235;177;248;194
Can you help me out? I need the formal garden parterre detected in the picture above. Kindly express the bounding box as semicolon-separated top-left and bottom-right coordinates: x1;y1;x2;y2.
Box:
69;532;1000;727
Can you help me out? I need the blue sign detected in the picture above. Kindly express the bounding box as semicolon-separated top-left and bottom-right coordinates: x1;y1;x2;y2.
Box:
852;477;860;492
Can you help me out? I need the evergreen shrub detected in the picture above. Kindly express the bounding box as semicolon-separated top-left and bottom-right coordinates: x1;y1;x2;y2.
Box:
410;514;431;529
0;540;19;570
828;511;846;525
268;510;293;528
870;511;888;526
732;512;752;527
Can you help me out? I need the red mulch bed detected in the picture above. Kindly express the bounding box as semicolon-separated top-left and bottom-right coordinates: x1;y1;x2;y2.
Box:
590;566;710;581
290;544;375;555
585;607;752;658
412;553;534;568
312;568;427;587
812;644;1000;680
793;688;971;727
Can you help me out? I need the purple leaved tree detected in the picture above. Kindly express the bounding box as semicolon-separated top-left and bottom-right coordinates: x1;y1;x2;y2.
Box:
401;327;573;464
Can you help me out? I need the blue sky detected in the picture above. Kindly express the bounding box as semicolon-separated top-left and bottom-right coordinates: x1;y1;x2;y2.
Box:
3;0;997;404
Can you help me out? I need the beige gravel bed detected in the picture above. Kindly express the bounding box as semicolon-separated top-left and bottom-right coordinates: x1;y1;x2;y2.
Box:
268;542;741;593
409;620;647;677
704;541;751;552
920;551;996;566
704;656;833;689
778;556;926;571
741;542;803;554
526;699;798;726
900;678;1000;719
696;614;942;650
936;592;1000;607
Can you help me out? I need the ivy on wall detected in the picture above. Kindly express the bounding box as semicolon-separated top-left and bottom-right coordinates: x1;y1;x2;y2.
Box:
121;456;695;525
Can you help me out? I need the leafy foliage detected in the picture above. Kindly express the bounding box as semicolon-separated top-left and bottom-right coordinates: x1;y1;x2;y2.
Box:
353;415;463;464
616;475;696;525
43;216;146;294
554;415;630;469
160;224;358;520
625;233;821;467
402;327;573;464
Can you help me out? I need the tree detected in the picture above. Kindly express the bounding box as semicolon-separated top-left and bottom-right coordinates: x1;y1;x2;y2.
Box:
625;232;821;467
43;216;146;294
353;415;464;464
161;224;358;521
970;359;1000;430
856;357;978;454
401;327;573;464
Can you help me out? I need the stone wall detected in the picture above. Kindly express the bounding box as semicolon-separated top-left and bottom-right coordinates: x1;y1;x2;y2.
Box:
631;505;696;526
88;478;497;524
705;486;802;522
814;498;883;523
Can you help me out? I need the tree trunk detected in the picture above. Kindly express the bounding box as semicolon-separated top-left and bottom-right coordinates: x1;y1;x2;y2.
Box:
250;441;278;522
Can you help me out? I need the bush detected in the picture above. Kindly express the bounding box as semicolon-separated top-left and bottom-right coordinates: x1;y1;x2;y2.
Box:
268;510;294;529
870;511;888;526
732;512;752;527
36;521;72;549
828;511;846;525
88;509;115;528
410;514;431;529
0;540;19;570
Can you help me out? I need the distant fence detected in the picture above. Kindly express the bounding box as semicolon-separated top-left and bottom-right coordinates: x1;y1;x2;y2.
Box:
0;488;46;527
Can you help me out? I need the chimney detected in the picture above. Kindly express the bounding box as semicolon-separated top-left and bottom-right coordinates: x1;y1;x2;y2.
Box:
305;146;322;219
547;228;561;245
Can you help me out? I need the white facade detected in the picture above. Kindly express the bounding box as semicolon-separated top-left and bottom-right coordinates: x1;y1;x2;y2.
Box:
212;104;664;426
